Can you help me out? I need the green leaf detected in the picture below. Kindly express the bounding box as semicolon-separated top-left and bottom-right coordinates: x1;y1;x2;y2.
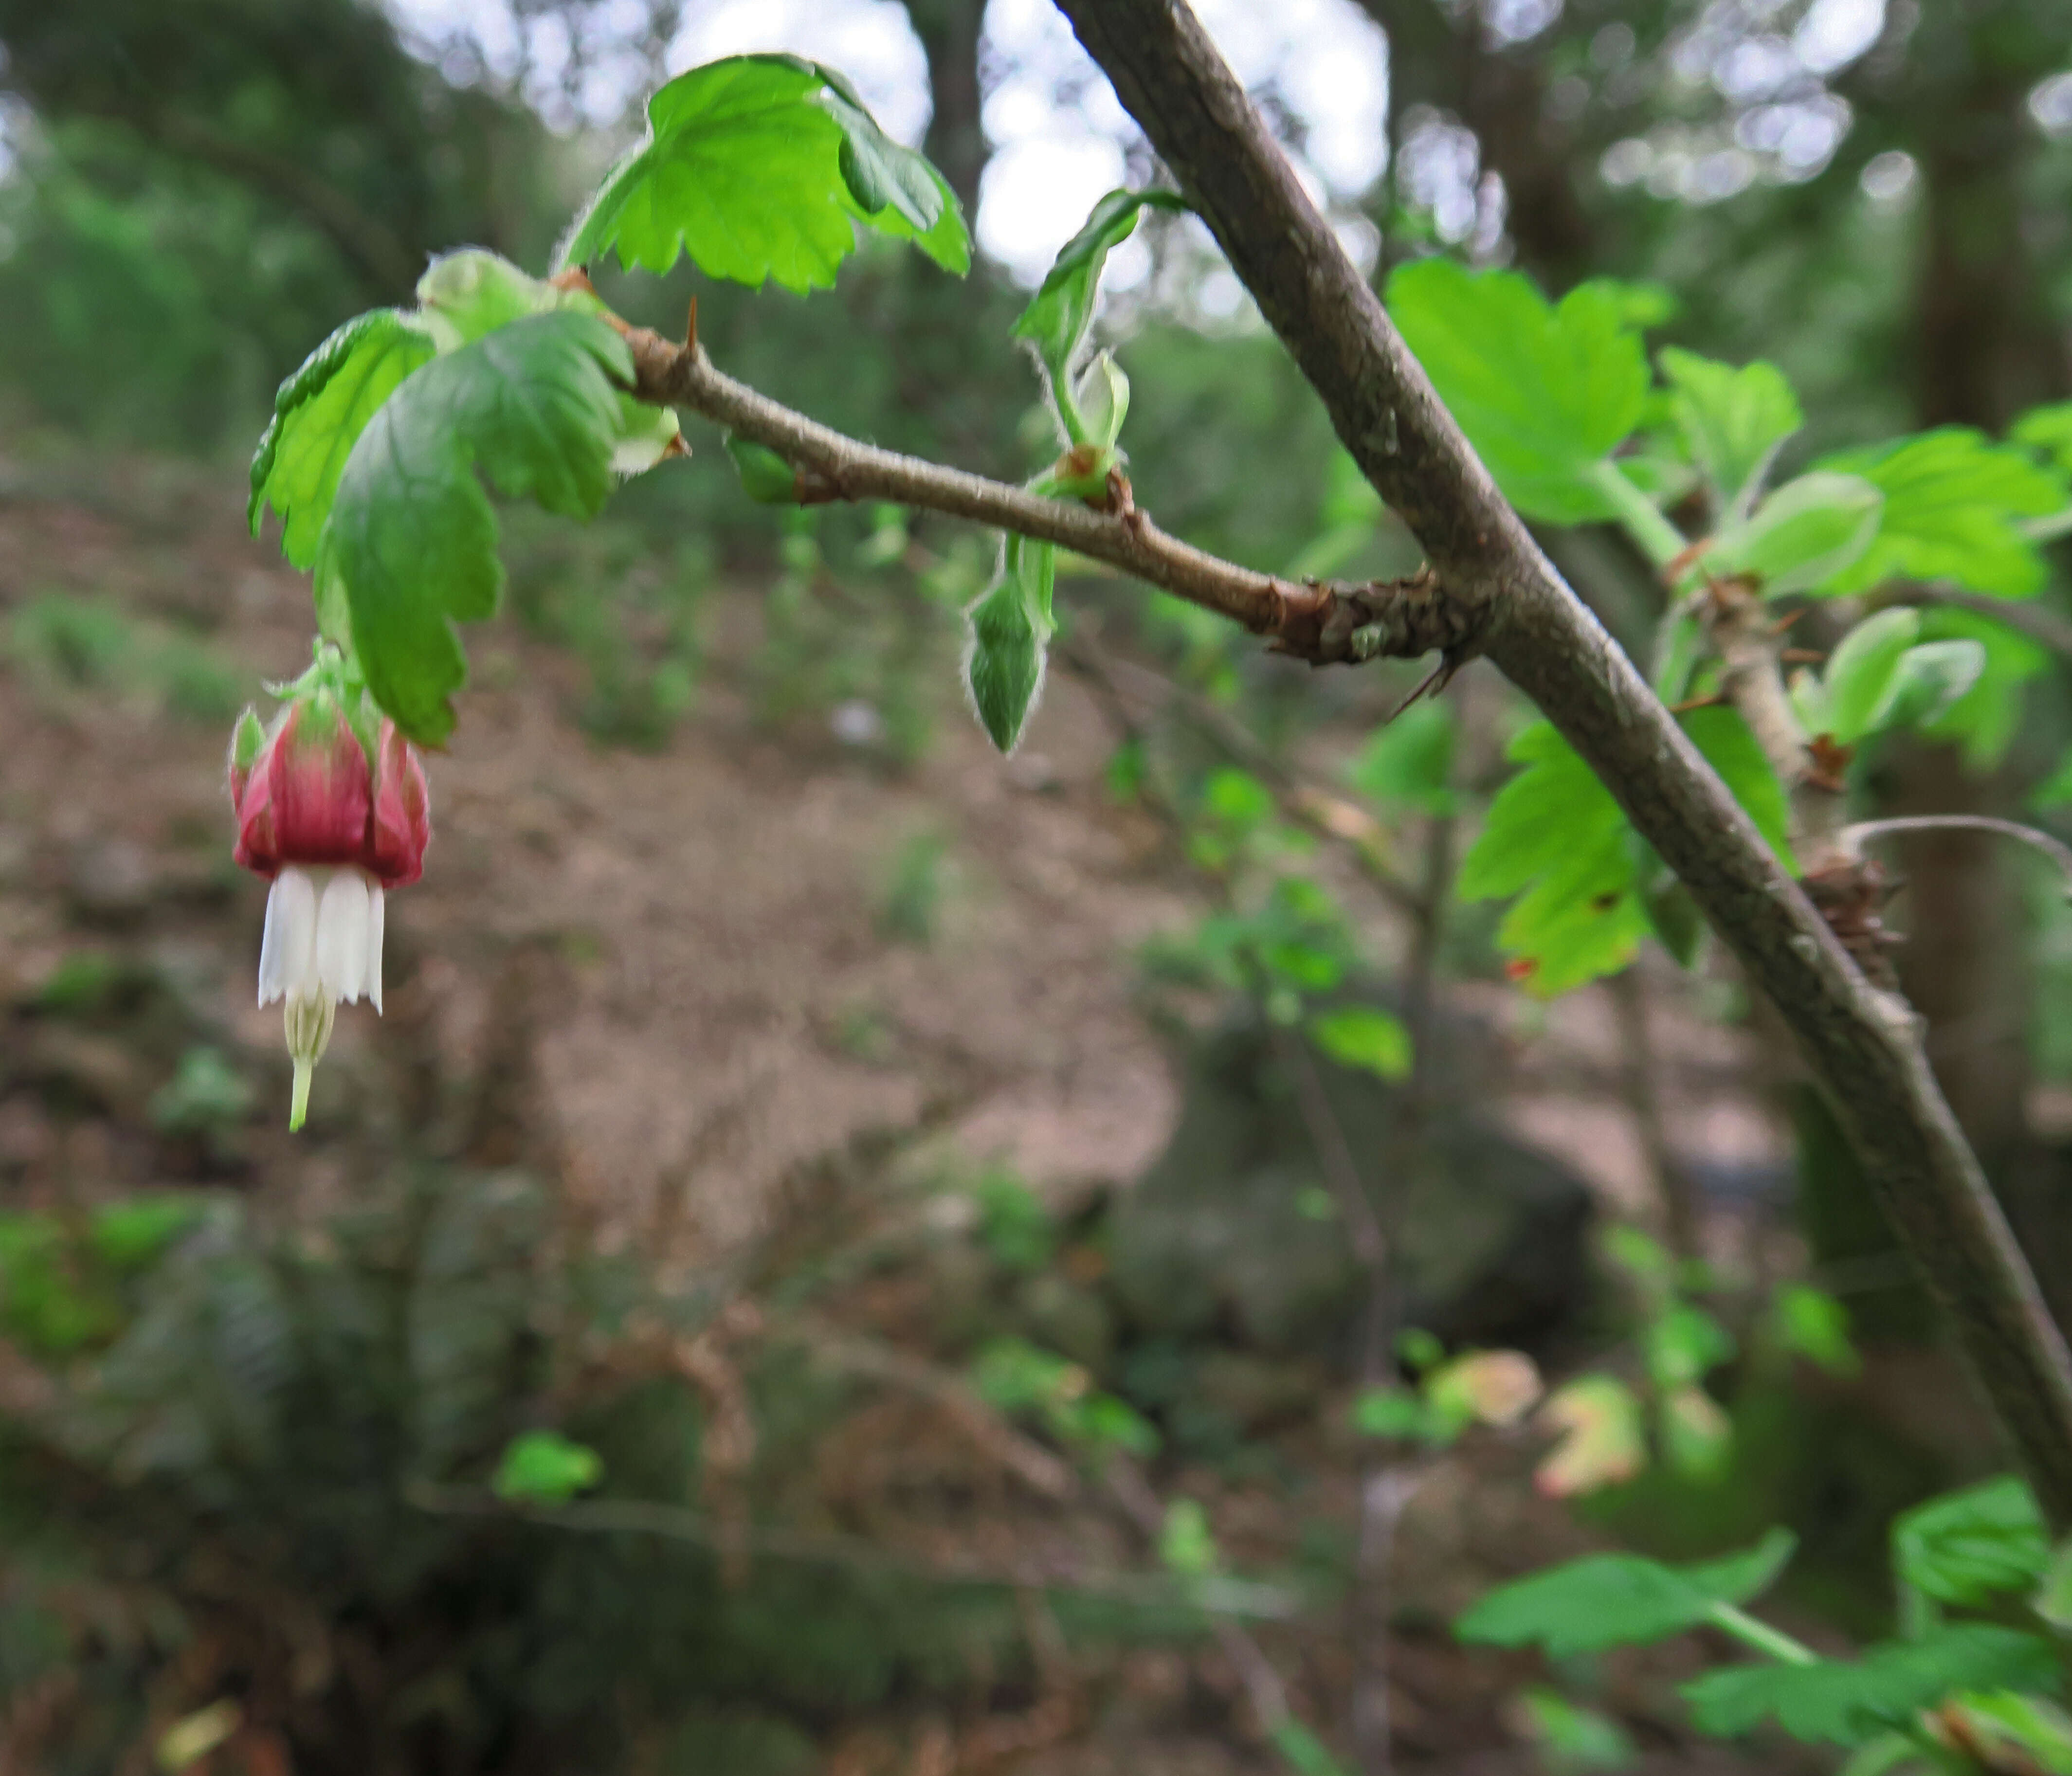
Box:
1270;1720;1351;1776
1347;699;1456;814
1709;471;1883;597
2035;1535;2072;1630
1159;1499;1220;1576
249;308;436;568
1892;1475;2047;1607
1770;1284;1859;1377
1682;1627;2057;1746
1456;722;1648;994
1386;259;1650;524
1825;608;1922;743
1683;705;1795;863
1662;1384;1733;1477
1644;1304;1736;1389
317;311;633;746
1457;1528;1797;1657
1073;350;1132;452
1659;347;1802;524
1308;1006;1413;1081
1460;710;1789;994
1515;1686;1639;1771
963;534;1054;753
559;54;968;290
2013;401;2072;479
493;1429;604;1504
1012;187;1187;438
1815;429;2069;598
1878;639;1987;734
726;435;801;504
1916;608;2048;769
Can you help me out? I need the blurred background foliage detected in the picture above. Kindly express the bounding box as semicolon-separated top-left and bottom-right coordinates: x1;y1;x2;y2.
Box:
2;0;2072;1771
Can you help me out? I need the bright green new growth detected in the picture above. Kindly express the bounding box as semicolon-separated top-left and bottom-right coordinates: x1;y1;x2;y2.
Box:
1708;470;1883;596
1797;607;1986;746
558;54;969;290
1659;345;1802;526
1385;258;1651;524
1308;1005;1412;1081
1891;1474;2048;1607
249;308;437;568
1456;708;1791;994
1814;427;2068;598
317;311;635;747
1455;1527;1797;1657
493;1429;605;1504
1012;187;1187;444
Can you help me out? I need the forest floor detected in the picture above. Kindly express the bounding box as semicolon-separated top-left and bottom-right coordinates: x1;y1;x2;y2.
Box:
0;450;1839;1773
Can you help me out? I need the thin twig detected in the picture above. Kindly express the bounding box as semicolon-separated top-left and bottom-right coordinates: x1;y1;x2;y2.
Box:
1841;816;2072;895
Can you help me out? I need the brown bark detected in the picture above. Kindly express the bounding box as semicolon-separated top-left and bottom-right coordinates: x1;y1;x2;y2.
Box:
1046;0;2072;1526
903;0;990;217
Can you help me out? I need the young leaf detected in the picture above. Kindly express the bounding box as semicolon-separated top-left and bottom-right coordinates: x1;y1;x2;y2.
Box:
1386;259;1650;524
1682;1627;2057;1746
1659;347;1802;525
1916;608;2048;769
1708;471;1883;597
1457;1527;1797;1657
1877;639;1987;734
1824;608;1922;743
1644;1304;1736;1389
1308;1005;1413;1081
1892;1475;2047;1607
1662;1384;1734;1477
726;435;802;504
1814;428;2069;599
559;54;968;290
2012;401;2072;479
249;308;436;569
963;535;1054;753
317;311;633;746
493;1429;604;1504
1770;1284;1859;1377
1352;1386;1442;1443
1347;699;1456;815
1012;187;1187;439
1535;1374;1649;1497
1514;1687;1639;1772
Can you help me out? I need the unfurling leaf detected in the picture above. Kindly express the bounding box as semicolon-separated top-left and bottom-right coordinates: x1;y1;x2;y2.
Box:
1708;471;1882;596
1387;259;1650;524
317;311;634;747
560;54;968;289
1458;1527;1797;1656
1014;187;1186;443
1824;608;1922;742
1308;1005;1413;1081
1770;1284;1858;1377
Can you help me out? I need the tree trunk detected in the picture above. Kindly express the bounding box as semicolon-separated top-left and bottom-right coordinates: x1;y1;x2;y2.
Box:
904;0;989;217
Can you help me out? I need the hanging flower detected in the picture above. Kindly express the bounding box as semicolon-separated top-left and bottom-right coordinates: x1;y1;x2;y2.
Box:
228;668;430;1129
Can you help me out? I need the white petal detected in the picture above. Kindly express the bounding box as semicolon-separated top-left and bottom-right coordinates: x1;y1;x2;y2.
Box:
258;868;318;1007
364;881;386;1015
314;870;371;1005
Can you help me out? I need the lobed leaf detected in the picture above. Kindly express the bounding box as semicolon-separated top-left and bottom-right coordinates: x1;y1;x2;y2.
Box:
1386;259;1650;524
1308;1005;1413;1081
249;308;436;569
1814;428;2068;599
1458;708;1790;994
1709;471;1882;597
1682;1627;2058;1746
317;311;634;747
1458;1528;1797;1657
559;54;968;290
1892;1475;2047;1607
1659;347;1802;525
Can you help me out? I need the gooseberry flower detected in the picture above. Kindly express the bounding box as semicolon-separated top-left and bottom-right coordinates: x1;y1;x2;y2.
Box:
228;680;429;1129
